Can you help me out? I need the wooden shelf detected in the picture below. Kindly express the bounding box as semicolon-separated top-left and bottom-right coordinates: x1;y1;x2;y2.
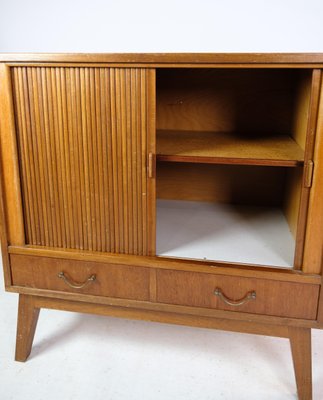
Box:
157;130;305;167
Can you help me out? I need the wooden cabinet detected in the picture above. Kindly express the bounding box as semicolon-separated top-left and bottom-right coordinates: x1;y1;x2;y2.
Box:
1;53;323;399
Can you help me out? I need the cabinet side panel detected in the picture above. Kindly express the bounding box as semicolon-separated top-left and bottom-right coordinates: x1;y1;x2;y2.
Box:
11;66;154;256
0;64;25;247
292;70;322;269
303;75;323;274
283;71;314;243
0;158;11;287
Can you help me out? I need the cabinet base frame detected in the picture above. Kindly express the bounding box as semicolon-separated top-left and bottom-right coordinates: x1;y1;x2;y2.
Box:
15;294;312;400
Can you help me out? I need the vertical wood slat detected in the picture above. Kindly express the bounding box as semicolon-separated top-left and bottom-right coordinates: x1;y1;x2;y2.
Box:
103;68;114;252
58;68;73;249
89;68;101;252
115;69;125;253
136;70;143;255
131;69;139;255
125;69;133;254
51;68;67;248
147;69;156;256
43;68;60;247
109;68;120;253
95;68;105;253
120;70;129;254
10;66;155;256
47;68;62;246
65;68;80;249
79;68;91;251
68;67;83;249
13;68;34;244
29;68;45;245
18;67;41;245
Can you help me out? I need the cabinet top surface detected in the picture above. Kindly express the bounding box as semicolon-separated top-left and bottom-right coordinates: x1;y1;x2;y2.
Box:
1;53;323;65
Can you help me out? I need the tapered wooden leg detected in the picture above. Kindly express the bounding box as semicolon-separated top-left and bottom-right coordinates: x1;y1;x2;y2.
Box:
15;294;40;362
289;327;312;400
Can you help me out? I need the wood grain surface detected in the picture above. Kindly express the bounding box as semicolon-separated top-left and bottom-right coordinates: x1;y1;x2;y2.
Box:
1;53;323;64
157;162;287;206
157;130;304;166
11;66;155;255
0;64;25;246
156;269;319;320
303;74;323;274
156;69;298;135
10;254;150;301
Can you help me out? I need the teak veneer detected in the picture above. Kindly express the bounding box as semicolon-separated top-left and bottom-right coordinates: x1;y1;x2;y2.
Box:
1;53;323;399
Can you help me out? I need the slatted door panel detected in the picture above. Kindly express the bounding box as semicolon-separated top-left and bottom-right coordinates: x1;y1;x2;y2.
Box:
11;66;155;256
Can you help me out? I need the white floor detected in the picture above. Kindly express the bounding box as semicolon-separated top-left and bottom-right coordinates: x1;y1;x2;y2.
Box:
157;200;295;268
2;278;323;400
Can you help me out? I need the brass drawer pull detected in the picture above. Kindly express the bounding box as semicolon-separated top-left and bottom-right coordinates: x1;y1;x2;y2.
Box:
214;287;256;307
58;271;96;289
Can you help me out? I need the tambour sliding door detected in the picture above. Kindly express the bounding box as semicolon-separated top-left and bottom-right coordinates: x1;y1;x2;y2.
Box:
7;66;156;256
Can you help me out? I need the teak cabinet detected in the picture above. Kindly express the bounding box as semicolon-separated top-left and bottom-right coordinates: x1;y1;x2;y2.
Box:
1;53;323;399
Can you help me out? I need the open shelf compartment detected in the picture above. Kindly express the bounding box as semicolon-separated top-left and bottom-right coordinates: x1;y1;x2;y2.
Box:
156;162;302;268
155;68;312;269
156;68;311;168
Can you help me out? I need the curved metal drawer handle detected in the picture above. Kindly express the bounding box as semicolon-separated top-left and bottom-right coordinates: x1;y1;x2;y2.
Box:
214;287;256;307
58;271;96;289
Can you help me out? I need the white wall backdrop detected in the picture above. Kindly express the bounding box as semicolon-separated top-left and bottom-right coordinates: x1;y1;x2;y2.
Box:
0;0;322;52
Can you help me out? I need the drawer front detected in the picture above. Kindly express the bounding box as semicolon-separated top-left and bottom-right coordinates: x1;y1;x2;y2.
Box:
156;270;319;320
10;255;150;301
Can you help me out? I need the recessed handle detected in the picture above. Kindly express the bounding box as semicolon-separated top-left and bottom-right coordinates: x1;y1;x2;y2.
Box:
148;152;155;178
58;271;96;289
214;287;256;307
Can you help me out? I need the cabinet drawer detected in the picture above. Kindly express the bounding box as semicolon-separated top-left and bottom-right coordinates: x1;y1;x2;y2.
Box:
156;270;319;320
10;255;150;301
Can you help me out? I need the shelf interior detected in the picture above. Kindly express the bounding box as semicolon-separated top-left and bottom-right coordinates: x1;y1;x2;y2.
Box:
156;68;312;167
157;130;304;166
156;200;295;268
155;68;310;269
